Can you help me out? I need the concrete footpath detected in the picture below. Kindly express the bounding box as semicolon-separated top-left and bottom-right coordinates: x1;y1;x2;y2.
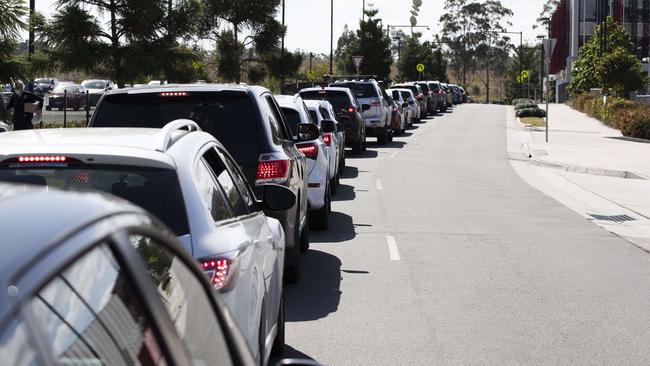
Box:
507;103;650;251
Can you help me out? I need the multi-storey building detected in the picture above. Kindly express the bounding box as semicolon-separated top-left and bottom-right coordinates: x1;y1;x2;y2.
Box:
550;0;650;100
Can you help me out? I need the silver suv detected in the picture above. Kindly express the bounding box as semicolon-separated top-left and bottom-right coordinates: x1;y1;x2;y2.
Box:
330;78;393;145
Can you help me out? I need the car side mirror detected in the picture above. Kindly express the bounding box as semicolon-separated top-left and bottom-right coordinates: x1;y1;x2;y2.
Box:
261;184;296;211
336;122;345;132
320;119;336;133
296;122;320;141
408;100;414;105
361;104;371;112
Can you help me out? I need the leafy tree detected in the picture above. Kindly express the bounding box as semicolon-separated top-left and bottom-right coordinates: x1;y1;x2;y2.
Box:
201;0;284;83
536;0;560;25
0;0;28;83
334;8;392;81
475;37;510;103
40;0;200;86
439;0;513;87
505;44;542;102
397;33;447;82
569;17;647;97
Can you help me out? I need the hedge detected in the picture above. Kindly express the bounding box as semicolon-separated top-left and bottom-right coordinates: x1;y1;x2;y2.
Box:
572;94;650;139
514;98;546;118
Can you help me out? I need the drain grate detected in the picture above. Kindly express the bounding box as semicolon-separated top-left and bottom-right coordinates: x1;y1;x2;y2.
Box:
588;213;636;223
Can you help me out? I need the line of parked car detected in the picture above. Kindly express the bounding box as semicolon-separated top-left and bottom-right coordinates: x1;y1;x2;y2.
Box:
0;76;467;366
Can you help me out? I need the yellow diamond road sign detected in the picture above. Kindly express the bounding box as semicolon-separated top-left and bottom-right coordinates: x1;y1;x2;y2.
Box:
307;70;315;79
521;70;529;79
416;64;425;72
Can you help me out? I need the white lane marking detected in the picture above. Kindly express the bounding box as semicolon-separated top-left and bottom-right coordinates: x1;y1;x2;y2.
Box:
387;236;400;261
376;179;383;190
389;151;398;158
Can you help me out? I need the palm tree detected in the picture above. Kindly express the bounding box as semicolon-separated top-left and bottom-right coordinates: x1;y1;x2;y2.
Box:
0;0;27;83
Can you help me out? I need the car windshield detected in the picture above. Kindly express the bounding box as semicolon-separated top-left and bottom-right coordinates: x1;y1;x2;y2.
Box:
92;92;259;148
82;81;106;89
300;90;353;115
330;82;378;99
52;85;79;93
281;107;302;135
0;164;189;235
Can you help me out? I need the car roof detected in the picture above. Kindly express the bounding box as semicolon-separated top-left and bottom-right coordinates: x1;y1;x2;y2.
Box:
299;86;354;95
105;83;268;96
0;185;145;319
0;128;180;168
303;99;330;109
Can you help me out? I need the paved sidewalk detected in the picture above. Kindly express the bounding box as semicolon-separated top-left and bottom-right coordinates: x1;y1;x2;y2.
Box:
506;103;650;250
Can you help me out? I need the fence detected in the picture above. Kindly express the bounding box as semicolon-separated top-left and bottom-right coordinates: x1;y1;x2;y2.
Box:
39;90;95;128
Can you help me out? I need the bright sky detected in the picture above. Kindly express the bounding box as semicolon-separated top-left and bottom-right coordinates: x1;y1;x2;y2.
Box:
32;0;547;54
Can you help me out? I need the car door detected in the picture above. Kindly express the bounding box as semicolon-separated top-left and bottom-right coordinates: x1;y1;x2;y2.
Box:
198;146;266;352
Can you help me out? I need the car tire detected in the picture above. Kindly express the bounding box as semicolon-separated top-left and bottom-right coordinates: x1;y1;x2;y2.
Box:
58;108;63;111
377;129;388;145
387;130;393;143
284;263;300;283
45;106;51;111
330;177;337;195
258;303;266;366
353;137;363;154
271;292;285;356
310;184;329;230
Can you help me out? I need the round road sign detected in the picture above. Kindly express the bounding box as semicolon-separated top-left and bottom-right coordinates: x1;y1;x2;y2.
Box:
521;70;529;79
416;63;425;72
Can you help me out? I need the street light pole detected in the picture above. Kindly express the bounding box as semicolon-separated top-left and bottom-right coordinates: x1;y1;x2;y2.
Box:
330;0;334;75
280;0;285;91
28;0;35;62
362;0;365;22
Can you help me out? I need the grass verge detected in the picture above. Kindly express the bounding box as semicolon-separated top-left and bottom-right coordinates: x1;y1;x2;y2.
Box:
520;117;546;127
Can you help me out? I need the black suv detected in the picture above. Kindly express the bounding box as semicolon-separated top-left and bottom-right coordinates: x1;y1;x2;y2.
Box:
89;84;310;282
299;86;367;154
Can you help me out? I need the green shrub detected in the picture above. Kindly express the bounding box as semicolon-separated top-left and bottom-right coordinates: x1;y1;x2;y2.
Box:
517;107;546;118
571;93;650;139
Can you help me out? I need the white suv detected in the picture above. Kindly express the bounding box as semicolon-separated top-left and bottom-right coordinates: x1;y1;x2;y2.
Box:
0;121;291;365
304;99;344;194
276;95;331;231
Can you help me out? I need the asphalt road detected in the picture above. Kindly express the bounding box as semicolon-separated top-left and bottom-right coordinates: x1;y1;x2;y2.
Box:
275;104;650;365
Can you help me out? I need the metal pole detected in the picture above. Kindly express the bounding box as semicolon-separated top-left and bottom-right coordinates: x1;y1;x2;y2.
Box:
280;0;285;91
330;0;333;75
63;90;67;128
546;21;550;142
362;0;365;21
519;31;523;98
28;0;35;62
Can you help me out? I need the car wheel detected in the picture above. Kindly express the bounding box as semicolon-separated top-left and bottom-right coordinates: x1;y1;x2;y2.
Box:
377;129;388;145
300;221;310;253
352;137;363;154
310;184;330;230
330;177;337;195
271;292;285;356
58;108;63;111
387;130;393;143
45;106;51;111
284;263;300;283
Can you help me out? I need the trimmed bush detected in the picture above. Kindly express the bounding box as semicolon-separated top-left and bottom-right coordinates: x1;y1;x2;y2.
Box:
571;93;650;139
517;107;547;118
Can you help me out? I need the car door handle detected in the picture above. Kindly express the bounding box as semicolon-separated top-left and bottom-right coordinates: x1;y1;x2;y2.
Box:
252;240;261;248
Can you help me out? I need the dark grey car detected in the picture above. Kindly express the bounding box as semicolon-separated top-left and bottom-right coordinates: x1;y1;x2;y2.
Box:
0;185;257;366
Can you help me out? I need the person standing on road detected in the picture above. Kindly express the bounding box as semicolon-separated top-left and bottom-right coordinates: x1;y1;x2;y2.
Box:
6;80;43;130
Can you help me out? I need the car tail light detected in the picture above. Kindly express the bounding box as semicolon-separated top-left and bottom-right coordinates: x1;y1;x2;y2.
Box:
322;133;332;146
18;156;67;162
347;106;356;114
297;142;318;159
200;258;237;291
416;94;423;99
256;159;289;183
160;92;188;97
370;99;382;107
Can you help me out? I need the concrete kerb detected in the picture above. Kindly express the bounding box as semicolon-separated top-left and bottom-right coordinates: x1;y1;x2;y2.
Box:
513;116;648;181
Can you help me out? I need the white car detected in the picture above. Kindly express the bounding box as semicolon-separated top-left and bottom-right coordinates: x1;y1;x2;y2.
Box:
80;79;115;106
390;89;414;127
392;88;420;124
304;99;344;193
0;120;290;365
276;95;331;230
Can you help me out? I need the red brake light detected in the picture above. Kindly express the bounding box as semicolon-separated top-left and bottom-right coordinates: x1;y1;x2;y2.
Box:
347;106;356;114
18;156;67;163
322;133;332;146
160;92;188;97
256;159;289;182
297;143;318;158
200;258;234;290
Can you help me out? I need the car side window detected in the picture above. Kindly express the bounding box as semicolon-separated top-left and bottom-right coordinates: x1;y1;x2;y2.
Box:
0;320;42;366
319;107;329;120
129;235;234;366
264;95;292;140
196;158;233;221
215;148;256;211
202;149;248;217
27;244;168;366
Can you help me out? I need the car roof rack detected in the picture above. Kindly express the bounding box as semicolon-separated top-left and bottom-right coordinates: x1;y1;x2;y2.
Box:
156;119;201;152
324;74;379;82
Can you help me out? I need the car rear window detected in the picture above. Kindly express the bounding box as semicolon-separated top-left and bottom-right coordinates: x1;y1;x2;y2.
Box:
281;108;301;135
92;92;259;146
429;83;440;91
330;82;378;99
416;83;430;93
53;85;79;94
0;164;189;235
400;91;411;100
300;91;352;116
